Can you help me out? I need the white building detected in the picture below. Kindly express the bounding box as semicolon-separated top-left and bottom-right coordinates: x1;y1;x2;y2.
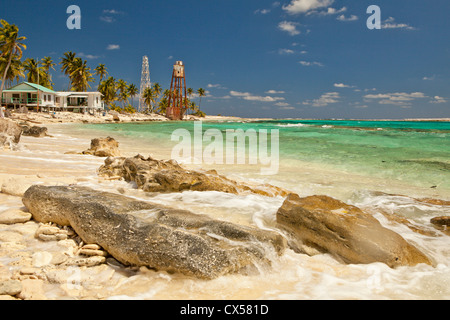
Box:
1;82;105;113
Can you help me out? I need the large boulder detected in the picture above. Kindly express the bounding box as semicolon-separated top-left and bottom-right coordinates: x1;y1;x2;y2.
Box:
98;154;288;197
21;124;48;138
276;193;432;268
22;185;286;279
82;137;120;157
0;118;22;147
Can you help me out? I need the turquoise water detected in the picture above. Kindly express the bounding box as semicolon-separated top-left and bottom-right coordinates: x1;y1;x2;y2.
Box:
77;119;450;194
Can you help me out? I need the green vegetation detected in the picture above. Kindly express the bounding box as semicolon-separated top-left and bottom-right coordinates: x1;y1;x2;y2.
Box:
0;19;207;118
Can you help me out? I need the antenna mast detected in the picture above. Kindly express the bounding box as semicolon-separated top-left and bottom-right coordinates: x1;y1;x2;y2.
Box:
139;56;151;113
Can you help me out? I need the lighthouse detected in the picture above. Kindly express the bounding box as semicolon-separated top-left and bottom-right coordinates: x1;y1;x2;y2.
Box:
166;61;188;120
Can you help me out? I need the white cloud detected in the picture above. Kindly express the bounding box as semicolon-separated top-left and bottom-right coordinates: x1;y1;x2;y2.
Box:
255;8;271;14
423;75;435;81
303;92;340;107
307;6;346;16
382;17;416;30
207;84;227;89
106;44;120;50
266;90;285;94
299;60;324;67
283;0;334;14
337;14;358;22
364;92;427;106
78;52;99;59
278;21;301;36
429;96;447;104
334;83;354;88
275;102;291;107
230;91;285;102
100;16;115;23
103;9;123;14
278;48;295;55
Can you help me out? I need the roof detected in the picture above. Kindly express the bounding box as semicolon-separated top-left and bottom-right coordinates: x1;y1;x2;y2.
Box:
57;92;103;97
3;82;56;94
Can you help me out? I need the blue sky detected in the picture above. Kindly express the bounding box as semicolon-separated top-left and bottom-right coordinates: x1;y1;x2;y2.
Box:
1;0;449;119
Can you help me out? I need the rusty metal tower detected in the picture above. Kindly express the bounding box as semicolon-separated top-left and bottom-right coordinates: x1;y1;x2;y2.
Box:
139;56;151;113
166;61;187;120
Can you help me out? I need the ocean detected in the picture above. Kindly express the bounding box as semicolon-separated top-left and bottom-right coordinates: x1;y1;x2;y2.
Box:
3;119;449;299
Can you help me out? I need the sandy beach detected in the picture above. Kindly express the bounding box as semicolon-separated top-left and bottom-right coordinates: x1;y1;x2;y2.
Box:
0;112;449;300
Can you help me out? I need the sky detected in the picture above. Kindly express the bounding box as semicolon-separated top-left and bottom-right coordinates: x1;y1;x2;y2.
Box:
1;0;449;119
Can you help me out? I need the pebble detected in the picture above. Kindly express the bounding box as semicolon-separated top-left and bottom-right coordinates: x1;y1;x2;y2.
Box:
0;208;32;224
0;279;22;296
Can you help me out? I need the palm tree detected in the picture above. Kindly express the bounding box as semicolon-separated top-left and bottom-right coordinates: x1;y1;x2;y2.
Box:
0;20;27;112
116;79;129;108
69;58;94;92
23;58;48;86
94;63;108;88
142;87;155;113
60;51;76;74
197;87;205;110
41;56;55;89
98;76;117;108
127;83;138;109
60;51;76;89
0;54;24;87
186;88;194;115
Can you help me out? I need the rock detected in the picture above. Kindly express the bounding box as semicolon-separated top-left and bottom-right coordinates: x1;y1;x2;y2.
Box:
109;111;121;122
1;176;38;197
98;154;288;197
64;256;106;267
82;137;120;157
0;208;32;224
0;118;22;147
35;224;68;241
430;216;450;236
276;193;432;268
430;216;450;227
0;230;23;243
17;279;46;300
21;125;48;138
23;185;286;279
0;280;22;296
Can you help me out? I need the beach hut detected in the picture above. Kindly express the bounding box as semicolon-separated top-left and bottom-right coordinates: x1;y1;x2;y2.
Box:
1;82;57;112
1;82;105;114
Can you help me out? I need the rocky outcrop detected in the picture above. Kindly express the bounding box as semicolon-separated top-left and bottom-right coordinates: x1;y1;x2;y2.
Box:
276;193;432;268
22;185;286;279
98;154;288;197
0;118;22;147
430;216;450;236
82;137;120;157
20;124;48;138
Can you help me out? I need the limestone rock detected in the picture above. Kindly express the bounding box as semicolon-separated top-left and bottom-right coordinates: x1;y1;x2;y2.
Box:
276;193;432;268
82;137;120;157
430;216;450;236
21;124;48;137
0;279;22;296
22;185;286;279
0;208;32;224
0;118;22;147
17;279;46;300
1;176;38;197
98;154;288;197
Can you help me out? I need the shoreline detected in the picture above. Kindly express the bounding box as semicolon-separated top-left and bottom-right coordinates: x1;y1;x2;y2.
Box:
0;114;449;300
5;110;450;125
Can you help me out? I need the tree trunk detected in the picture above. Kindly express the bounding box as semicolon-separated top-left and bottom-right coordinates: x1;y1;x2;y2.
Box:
0;53;13;118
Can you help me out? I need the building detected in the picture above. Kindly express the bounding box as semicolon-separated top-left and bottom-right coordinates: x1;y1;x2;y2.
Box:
1;82;104;113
